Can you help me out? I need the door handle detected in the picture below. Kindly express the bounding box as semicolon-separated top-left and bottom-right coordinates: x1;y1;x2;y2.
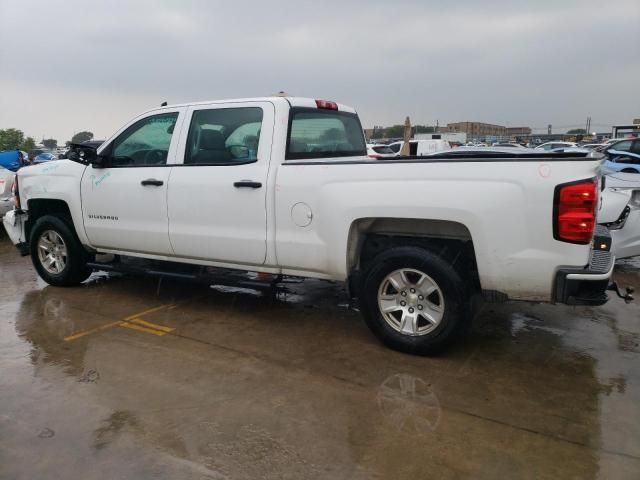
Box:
141;179;164;186
233;180;262;189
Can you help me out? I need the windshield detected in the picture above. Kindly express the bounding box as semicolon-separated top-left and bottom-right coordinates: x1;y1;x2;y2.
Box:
372;146;394;154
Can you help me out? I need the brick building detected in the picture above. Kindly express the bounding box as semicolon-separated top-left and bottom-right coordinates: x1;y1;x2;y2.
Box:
444;122;531;137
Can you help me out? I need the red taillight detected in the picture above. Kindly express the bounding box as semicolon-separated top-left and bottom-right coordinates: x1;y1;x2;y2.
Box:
368;154;382;159
315;99;338;110
554;178;598;244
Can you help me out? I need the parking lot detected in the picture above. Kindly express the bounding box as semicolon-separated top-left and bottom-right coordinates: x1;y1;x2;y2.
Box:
0;230;638;479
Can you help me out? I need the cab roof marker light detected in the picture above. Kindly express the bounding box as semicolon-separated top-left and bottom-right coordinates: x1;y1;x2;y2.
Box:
315;100;338;110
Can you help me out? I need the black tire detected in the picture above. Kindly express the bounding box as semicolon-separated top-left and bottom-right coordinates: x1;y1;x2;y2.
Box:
359;246;471;355
29;215;92;286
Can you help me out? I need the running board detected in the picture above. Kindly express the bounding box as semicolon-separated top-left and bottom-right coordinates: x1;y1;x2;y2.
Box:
86;260;286;291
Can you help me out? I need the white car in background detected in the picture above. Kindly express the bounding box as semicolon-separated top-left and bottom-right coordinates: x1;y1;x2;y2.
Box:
535;141;577;151
366;144;395;159
600;171;640;259
0;167;16;217
388;139;451;156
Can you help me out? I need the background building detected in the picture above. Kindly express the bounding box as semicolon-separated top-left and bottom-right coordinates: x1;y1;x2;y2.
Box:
444;122;531;137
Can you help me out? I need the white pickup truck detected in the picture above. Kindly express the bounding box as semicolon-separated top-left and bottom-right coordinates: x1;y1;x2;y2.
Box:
3;96;617;354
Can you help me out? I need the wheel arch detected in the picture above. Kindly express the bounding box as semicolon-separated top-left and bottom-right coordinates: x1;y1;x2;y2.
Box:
346;217;482;295
26;199;77;244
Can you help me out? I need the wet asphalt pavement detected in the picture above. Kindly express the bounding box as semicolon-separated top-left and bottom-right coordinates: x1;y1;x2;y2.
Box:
1;231;639;480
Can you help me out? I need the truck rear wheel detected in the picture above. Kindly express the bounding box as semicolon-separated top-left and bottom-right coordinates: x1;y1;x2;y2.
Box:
360;246;471;355
29;215;92;286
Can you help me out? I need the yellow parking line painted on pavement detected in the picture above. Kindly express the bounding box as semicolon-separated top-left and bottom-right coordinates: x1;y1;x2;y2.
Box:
120;321;169;336
123;304;175;321
125;317;175;333
64;321;123;342
128;317;175;332
64;304;176;341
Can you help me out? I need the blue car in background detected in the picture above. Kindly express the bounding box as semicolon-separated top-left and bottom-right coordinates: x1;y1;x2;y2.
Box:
33;152;57;163
0;150;27;172
605;149;640;174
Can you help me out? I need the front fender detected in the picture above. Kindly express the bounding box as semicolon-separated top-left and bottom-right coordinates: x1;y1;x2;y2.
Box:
18;161;90;246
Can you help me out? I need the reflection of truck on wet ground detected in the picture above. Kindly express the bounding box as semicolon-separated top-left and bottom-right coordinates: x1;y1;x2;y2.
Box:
3;95;621;355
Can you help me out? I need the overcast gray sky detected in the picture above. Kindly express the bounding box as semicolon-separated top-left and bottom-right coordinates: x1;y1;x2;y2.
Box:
1;0;639;142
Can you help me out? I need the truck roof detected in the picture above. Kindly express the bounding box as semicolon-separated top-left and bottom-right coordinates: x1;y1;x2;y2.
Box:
150;96;357;114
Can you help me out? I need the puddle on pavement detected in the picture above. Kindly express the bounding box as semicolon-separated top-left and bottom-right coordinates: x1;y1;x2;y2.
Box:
1;234;639;479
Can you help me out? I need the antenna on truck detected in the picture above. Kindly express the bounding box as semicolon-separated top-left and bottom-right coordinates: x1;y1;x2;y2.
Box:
160;101;168;106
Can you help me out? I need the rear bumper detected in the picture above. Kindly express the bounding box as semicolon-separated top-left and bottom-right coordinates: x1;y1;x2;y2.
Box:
554;229;615;306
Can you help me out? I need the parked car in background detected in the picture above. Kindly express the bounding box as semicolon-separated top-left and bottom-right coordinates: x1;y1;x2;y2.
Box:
604;150;640;174
549;147;593;154
366;144;396;159
596;138;640;155
534;141;577;151
28;149;47;163
599;171;640;259
0;166;16;216
388;139;451;156
33;152;57;163
579;143;604;150
429;146;532;156
0;150;27;171
491;143;522;148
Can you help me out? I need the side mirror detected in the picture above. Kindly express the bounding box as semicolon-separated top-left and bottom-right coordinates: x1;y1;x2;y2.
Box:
67;143;97;163
90;154;110;168
66;143;111;168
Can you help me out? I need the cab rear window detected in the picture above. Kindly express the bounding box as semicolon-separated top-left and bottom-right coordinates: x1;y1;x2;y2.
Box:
286;108;366;160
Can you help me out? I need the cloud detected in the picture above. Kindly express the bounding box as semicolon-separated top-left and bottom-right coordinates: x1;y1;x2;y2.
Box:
0;0;638;141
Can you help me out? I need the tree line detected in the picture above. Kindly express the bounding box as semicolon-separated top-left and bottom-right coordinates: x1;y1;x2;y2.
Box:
0;128;94;152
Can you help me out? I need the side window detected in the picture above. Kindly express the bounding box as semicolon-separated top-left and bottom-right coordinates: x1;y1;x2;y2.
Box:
610;140;632;153
409;142;418;155
389;143;401;153
111;112;178;166
286;108;366;160
185;107;263;165
631;141;640;154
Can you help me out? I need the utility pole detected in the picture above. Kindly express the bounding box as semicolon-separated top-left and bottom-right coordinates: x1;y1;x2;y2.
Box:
585;116;591;135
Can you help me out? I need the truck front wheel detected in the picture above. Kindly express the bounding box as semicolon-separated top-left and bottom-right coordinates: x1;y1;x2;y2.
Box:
29;215;92;286
360;246;471;355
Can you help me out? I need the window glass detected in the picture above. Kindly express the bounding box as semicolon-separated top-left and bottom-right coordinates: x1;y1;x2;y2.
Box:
389;143;401;153
185;107;262;165
609;140;632;153
287;109;366;160
372;146;394;154
632;141;640;154
111;112;178;166
612;154;640;166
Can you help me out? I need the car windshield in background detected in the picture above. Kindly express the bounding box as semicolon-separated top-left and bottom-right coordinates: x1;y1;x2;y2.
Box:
372;146;394;154
286;108;366;160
